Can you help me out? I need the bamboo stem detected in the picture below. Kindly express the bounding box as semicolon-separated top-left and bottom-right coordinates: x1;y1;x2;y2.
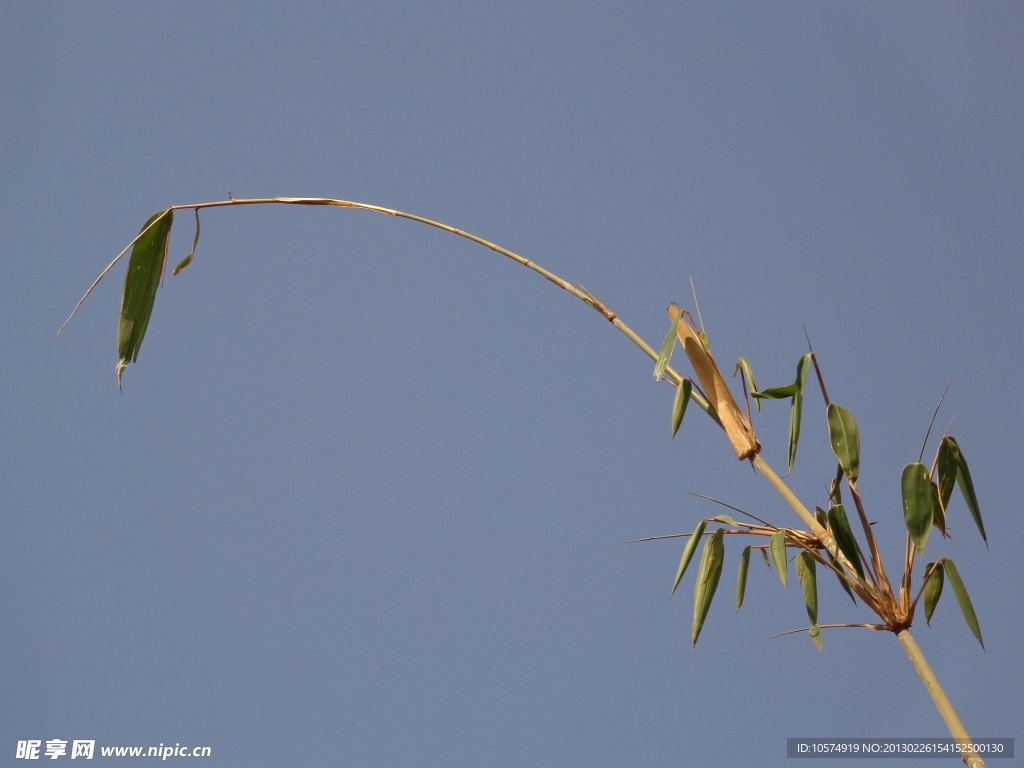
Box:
897;629;986;768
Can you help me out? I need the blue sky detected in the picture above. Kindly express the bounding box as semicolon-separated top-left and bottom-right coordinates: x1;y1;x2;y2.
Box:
2;3;1021;766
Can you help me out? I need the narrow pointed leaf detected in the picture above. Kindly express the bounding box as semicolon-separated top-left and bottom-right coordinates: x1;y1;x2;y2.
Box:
736;545;751;610
787;354;812;472
922;561;944;626
736;358;761;412
795;551;818;625
654;311;682;380
751;385;796;400
769;530;788;590
902;463;933;553
670;379;691;439
827;504;864;579
759;547;771;567
948;437;987;545
942;558;983;648
117;209;174;386
827;404;860;482
712;514;738;526
692;528;725;648
815;506;828;529
671;520;706;596
808;623;823;652
930;481;948;537
936;436;959;512
172;208;200;275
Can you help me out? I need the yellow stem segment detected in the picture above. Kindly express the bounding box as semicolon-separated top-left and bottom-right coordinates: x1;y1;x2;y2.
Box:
898;629;986;768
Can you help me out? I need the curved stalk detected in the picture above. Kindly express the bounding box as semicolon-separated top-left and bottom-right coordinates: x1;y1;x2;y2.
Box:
898;629;987;768
154;198;713;414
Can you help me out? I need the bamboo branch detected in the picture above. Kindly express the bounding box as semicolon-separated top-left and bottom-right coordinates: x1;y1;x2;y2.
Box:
898;629;987;768
753;455;880;605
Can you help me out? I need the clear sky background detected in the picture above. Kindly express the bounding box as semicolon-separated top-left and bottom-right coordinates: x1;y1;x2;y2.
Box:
2;2;1021;766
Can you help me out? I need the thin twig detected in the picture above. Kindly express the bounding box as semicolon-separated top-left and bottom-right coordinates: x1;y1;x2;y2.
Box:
56;213;168;338
686;492;777;528
919;380;953;463
803;327;830;406
769;623;887;639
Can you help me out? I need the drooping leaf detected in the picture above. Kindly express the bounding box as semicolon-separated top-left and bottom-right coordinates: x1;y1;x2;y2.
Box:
922;561;944;626
947;437;987;546
751;384;796;400
668;304;761;461
930;481;948;538
942;558;983;648
736;545;751;610
172;208;201;275
759;547;771;567
671;379;692;439
654;311;683;381
736;358;761;412
672;520;706;596
712;514;738;526
827;404;860;482
936;437;959;512
692;528;725;648
786;355;812;473
769;529;788;590
808;623;823;652
902;463;933;553
826;504;864;579
795;551;818;626
117;209;174;387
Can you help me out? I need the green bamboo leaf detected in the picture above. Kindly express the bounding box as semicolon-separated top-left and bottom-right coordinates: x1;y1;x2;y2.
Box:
670;379;692;439
654;311;682;380
736;358;761;412
815;506;828;529
827;404;860;482
936;436;958;512
808;623;823;652
795;551;818;626
736;545;751;610
902;463;933;553
922;561;944;626
826;504;864;579
117;209;174;387
172;208;201;275
942;558;983;648
930;481;948;537
751;384;796;400
759;547;771;567
692;528;725;648
712;514;738;526
672;520;706;596
769;530;788;590
947;437;987;546
787;354;812;473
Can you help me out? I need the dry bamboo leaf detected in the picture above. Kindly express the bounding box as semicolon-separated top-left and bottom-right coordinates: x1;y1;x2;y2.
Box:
667;304;760;460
